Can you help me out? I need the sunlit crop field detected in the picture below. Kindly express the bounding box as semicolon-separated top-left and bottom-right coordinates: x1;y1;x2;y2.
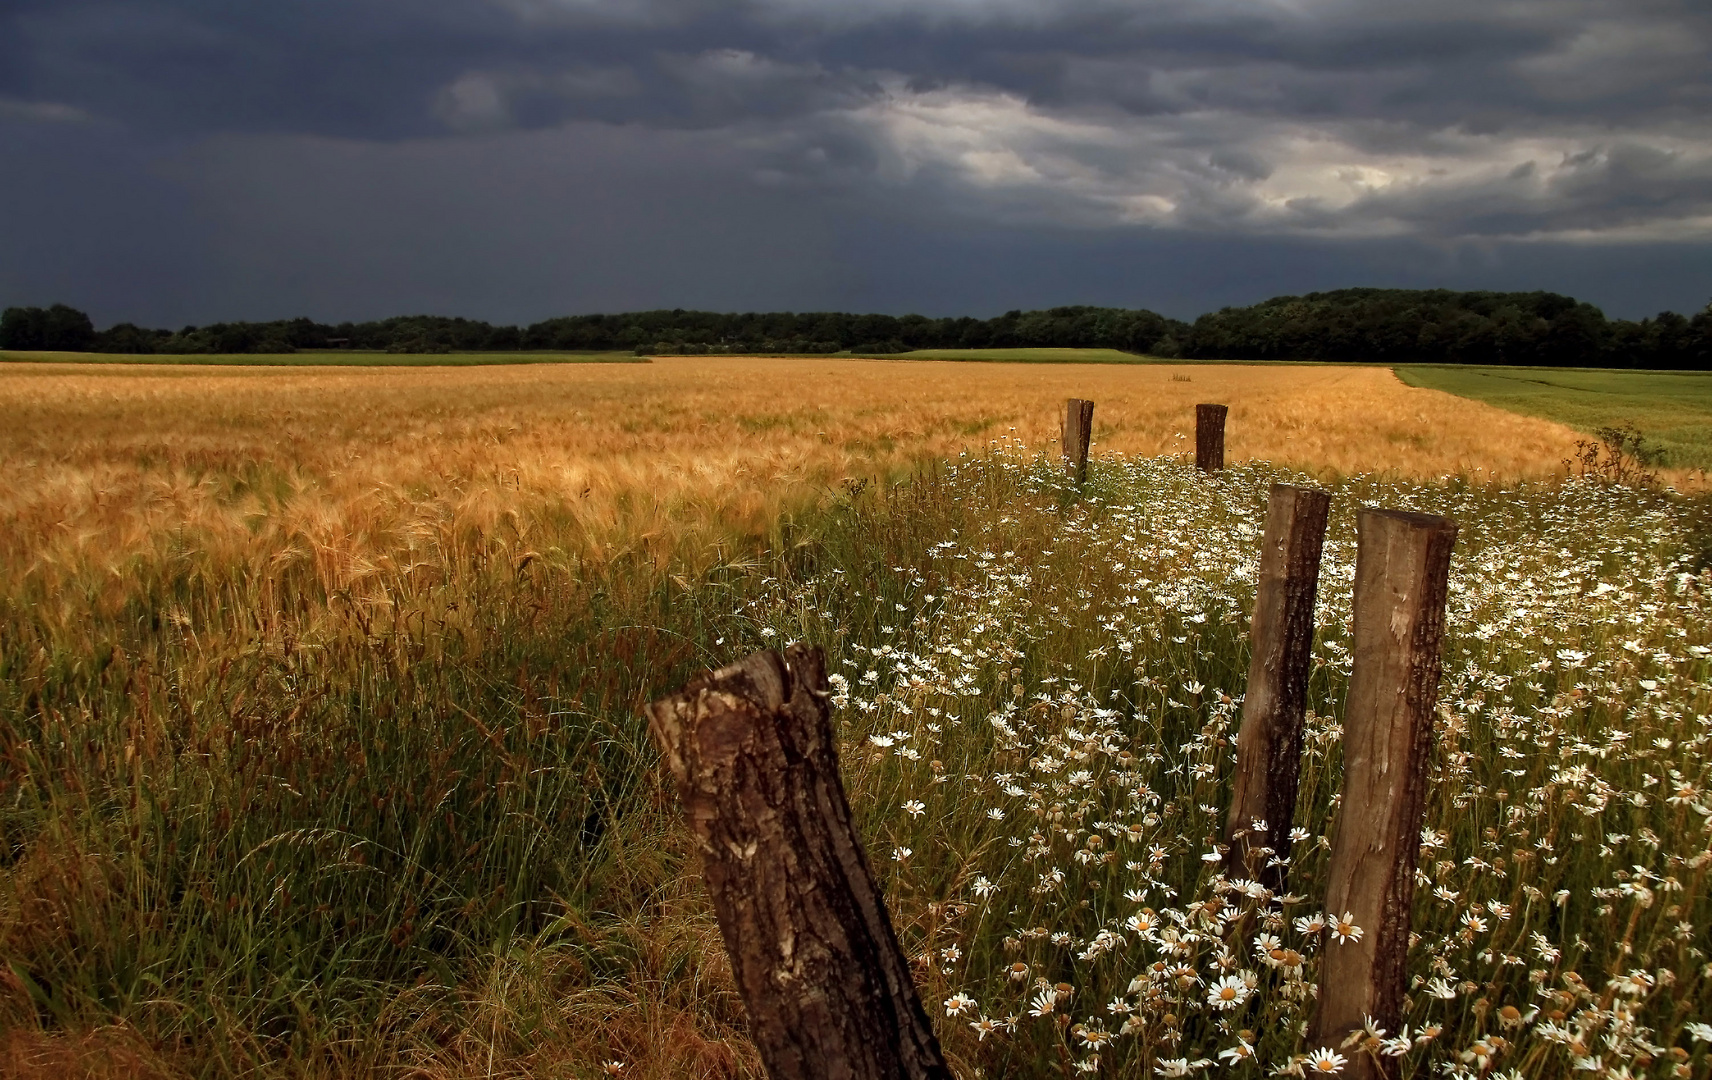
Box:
0;355;1598;592
1;357;1707;1078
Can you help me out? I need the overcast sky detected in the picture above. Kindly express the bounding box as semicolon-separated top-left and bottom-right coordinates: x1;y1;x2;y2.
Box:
3;0;1710;326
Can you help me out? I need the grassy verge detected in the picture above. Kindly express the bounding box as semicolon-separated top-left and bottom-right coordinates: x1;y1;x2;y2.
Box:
0;351;646;366
5;440;1711;1077
1395;364;1712;472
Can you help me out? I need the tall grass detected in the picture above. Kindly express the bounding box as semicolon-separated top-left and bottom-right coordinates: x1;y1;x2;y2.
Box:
0;518;771;1073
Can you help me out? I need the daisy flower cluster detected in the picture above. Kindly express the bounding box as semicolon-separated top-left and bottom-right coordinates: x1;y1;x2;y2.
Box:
733;441;1712;1078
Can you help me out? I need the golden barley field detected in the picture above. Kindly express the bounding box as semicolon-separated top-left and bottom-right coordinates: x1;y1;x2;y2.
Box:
0;356;1588;594
3;356;1682;1079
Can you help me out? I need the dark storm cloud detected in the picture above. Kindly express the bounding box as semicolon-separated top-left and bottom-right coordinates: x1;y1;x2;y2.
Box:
2;0;1709;325
12;1;1708;136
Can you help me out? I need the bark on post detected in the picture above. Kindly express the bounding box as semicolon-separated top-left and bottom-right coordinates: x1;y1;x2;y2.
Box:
1196;403;1228;472
644;645;952;1080
1224;483;1331;893
1063;398;1094;485
1311;509;1457;1080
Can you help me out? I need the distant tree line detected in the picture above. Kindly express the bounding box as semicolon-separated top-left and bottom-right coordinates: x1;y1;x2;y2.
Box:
1177;289;1712;368
4;289;1709;367
0;305;1180;357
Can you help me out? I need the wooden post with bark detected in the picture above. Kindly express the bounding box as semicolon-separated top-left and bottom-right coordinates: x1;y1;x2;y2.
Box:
1311;509;1457;1079
1063;398;1094;485
1224;483;1331;893
644;645;952;1080
1196;403;1228;472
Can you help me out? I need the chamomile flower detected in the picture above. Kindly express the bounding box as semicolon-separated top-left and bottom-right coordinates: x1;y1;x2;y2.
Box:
1329;912;1363;945
1217;1039;1255;1065
1207;975;1251;1010
1306;1047;1347;1074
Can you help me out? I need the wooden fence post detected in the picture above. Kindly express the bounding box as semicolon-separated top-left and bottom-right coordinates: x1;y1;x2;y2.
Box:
1224;483;1331;892
645;645;952;1080
1063;398;1094;485
1311;509;1457;1079
1196;403;1228;472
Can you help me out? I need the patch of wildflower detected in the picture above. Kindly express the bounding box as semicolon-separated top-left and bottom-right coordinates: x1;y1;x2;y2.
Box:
743;442;1712;1077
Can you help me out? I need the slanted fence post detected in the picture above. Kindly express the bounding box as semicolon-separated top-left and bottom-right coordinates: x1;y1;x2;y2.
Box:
1196;403;1228;472
645;645;953;1080
1311;509;1457;1079
1063;398;1094;485
1225;483;1331;893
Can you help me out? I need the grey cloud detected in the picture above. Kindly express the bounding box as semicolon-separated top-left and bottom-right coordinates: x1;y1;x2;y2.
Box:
10;1;1705;137
426;49;881;134
1208;149;1273;182
432;64;645;131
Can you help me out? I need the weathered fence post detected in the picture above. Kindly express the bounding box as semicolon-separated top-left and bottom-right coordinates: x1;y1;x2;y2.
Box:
1224;483;1331;892
1311;509;1457;1079
1063;398;1094;485
1196;403;1228;472
645;645;952;1080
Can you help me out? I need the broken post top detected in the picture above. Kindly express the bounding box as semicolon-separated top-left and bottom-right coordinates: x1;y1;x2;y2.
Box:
647;647;799;790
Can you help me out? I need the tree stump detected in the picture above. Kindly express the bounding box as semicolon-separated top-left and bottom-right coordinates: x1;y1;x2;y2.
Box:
644;645;952;1080
1196;403;1228;472
1225;483;1331;892
1311;509;1457;1079
1063;398;1094;485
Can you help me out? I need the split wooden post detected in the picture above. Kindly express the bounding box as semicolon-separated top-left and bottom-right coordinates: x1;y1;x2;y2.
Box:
1224;483;1331;893
644;645;952;1080
1196;403;1228;472
1063;398;1094;485
1311;509;1457;1079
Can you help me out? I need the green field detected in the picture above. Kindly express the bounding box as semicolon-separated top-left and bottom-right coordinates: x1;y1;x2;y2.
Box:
0;349;645;366
1396;364;1712;472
